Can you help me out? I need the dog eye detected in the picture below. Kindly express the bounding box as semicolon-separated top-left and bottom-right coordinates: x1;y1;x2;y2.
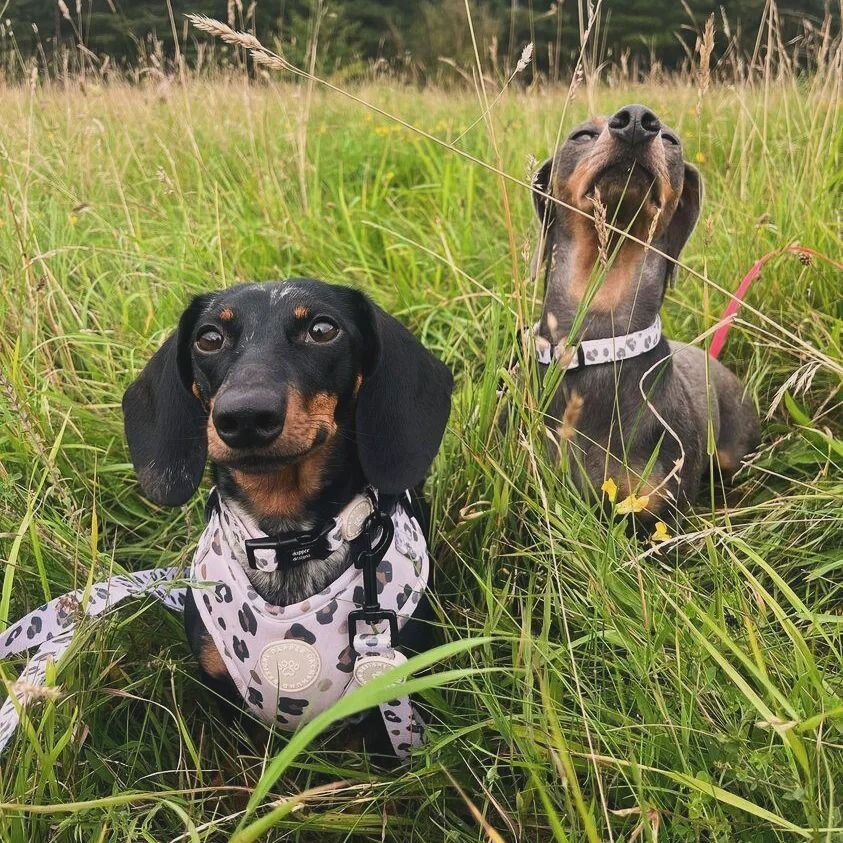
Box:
195;327;225;353
307;318;340;344
662;133;679;146
570;129;598;141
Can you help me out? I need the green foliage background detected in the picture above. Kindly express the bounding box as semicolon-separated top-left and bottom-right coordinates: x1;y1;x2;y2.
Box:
2;0;832;77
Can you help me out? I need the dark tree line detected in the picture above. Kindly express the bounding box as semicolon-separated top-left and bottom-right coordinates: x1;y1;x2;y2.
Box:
1;0;833;78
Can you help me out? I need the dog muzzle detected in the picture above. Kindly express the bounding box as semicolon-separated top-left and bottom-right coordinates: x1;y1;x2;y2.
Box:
0;489;429;761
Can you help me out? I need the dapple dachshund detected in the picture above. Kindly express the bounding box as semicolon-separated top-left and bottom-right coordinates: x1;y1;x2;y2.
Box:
529;104;759;521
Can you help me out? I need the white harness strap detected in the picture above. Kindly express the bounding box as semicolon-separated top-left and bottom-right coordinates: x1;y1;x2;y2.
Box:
0;492;429;761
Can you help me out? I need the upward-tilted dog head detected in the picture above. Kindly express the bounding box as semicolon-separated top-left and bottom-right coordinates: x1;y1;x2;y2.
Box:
122;279;453;514
533;104;702;311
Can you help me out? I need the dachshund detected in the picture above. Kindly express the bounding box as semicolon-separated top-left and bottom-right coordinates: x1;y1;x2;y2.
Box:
529;104;759;522
122;278;453;752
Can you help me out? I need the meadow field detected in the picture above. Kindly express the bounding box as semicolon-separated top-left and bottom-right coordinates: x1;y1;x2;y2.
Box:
0;51;841;842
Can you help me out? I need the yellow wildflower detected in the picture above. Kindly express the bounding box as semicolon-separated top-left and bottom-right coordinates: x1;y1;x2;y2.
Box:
651;521;671;543
68;213;78;226
616;494;650;515
601;478;618;503
694;151;706;164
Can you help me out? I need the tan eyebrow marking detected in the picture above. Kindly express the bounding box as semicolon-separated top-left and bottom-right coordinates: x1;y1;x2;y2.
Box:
219;307;234;321
293;305;310;320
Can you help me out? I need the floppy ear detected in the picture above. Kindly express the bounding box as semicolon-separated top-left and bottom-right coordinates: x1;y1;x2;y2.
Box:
122;296;210;507
661;163;702;286
530;157;556;282
354;299;453;495
532;156;555;224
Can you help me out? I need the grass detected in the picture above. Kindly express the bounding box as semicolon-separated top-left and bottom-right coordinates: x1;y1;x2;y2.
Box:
0;61;841;842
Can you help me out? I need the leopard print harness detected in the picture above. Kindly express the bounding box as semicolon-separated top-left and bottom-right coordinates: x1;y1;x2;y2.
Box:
193;491;429;753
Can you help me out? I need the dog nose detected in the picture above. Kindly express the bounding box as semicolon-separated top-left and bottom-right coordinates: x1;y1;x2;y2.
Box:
608;105;661;146
212;388;285;449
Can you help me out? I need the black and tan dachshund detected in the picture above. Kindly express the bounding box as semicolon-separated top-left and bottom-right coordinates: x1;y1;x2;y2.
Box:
122;278;452;746
530;104;759;521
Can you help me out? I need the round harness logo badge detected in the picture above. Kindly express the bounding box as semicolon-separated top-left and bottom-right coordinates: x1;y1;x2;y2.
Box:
259;640;321;692
353;650;408;686
342;496;374;541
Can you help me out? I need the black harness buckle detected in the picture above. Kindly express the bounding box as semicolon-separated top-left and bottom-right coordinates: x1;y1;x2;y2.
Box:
244;522;334;570
347;509;399;648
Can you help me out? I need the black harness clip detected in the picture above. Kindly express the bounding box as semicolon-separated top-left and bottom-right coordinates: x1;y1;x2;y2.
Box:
347;509;399;648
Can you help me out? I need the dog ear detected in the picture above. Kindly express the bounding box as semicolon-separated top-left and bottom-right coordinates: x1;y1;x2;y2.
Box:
122;296;211;507
532;157;555;224
354;297;453;495
661;163;703;286
530;157;556;282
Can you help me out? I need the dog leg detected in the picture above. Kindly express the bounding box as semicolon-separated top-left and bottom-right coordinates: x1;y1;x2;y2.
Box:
708;359;760;479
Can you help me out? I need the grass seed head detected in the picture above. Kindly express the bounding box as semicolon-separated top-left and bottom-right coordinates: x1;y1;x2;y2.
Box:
558;391;584;441
8;680;63;705
590;187;610;268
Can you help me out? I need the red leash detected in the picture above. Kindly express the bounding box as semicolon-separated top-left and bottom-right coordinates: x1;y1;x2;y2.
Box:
708;244;843;360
